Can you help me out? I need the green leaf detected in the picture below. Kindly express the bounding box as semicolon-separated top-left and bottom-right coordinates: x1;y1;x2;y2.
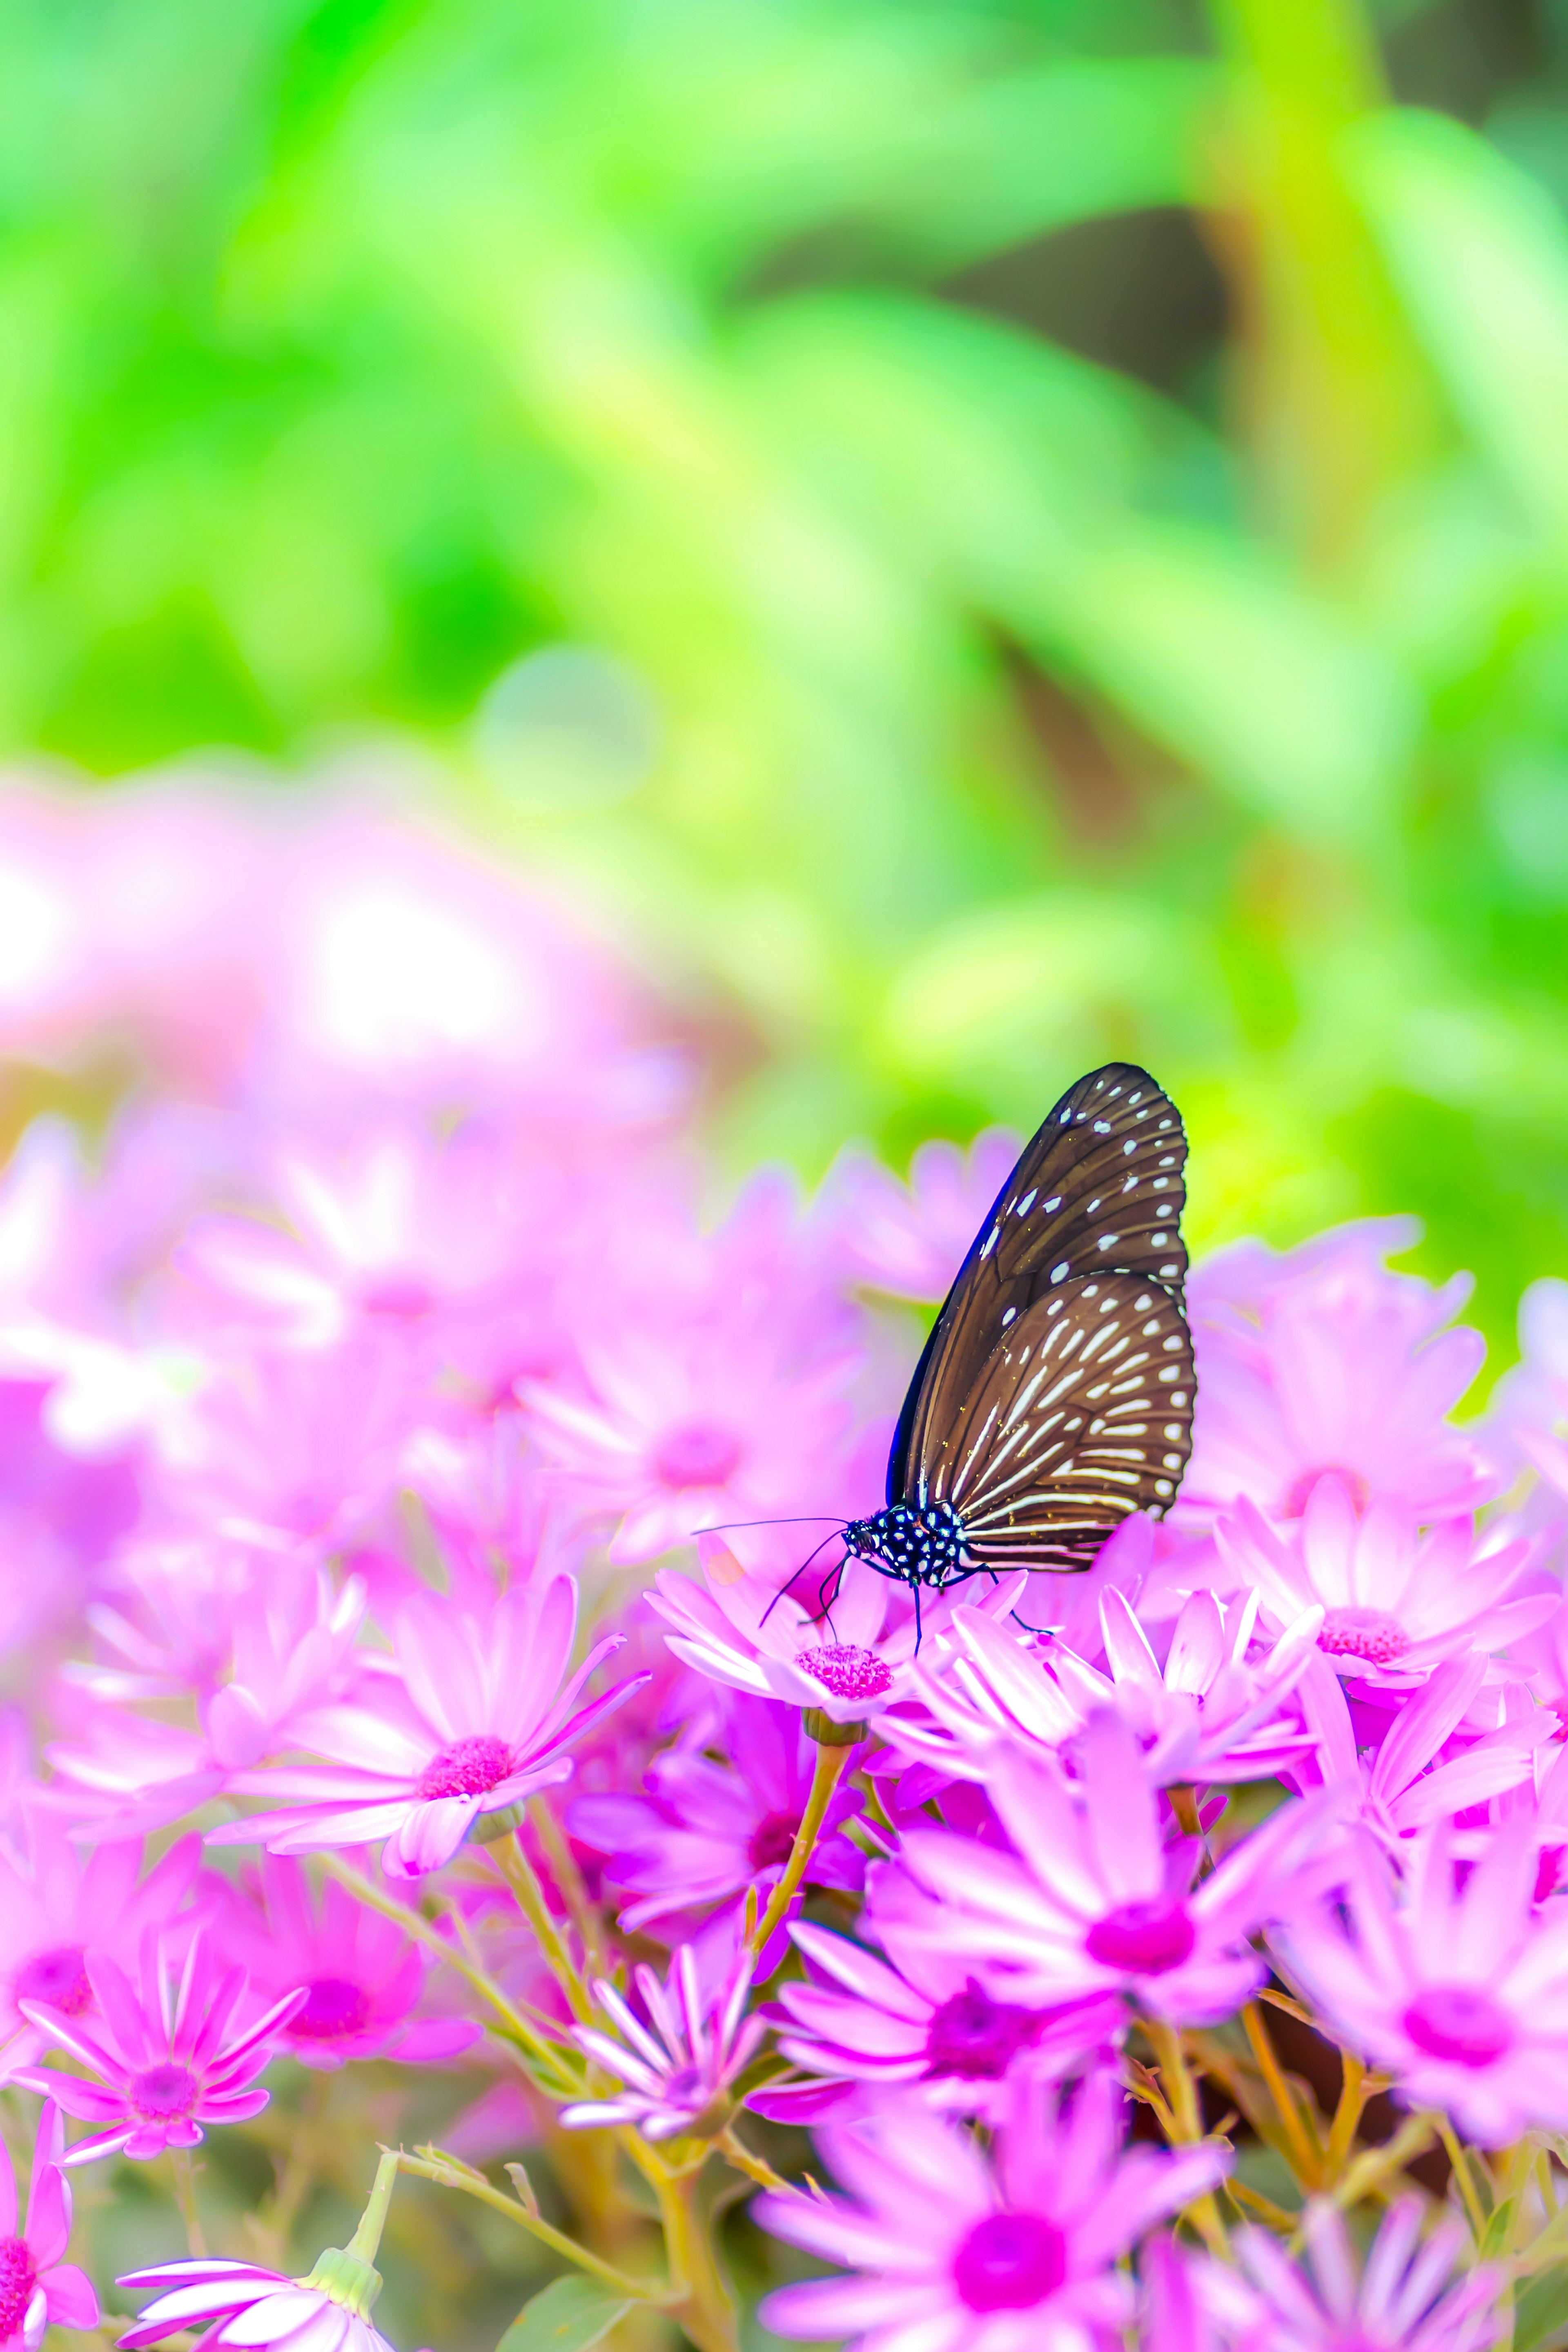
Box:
495;2276;634;2352
1476;2192;1519;2262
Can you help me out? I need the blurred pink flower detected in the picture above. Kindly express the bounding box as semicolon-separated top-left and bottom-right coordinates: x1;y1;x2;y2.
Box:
1290;1651;1548;1845
757;2074;1223;2352
561;1942;765;2140
757;1920;1122;2125
208;1580;643;1878
14;1929;303;2165
218;1856;481;2071
813;1132;1022;1301
1232;2196;1504;2352
1183;1223;1494;1522
0;2102;97;2352
650;1539;1025;1727
570;1693;865;1943
0;1813;207;2073
116;2260;393;2352
1276;1822;1568;2144
875;1715;1335;2023
1216;1477;1550;1686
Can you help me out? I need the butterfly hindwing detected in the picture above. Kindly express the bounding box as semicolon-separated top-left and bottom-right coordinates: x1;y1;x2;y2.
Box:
915;1272;1195;1566
884;1058;1189;1515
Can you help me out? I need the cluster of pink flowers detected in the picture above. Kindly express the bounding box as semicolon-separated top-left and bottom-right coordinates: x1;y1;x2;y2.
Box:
7;775;1568;2350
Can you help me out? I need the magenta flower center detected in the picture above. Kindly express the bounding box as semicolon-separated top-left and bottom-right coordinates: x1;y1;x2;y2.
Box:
1085;1897;1196;1976
1317;1607;1409;1665
653;1422;742;1492
924;1979;1042;2080
953;2212;1067;2312
130;2061;200;2119
292;1976;372;2040
1403;1985;1514;2069
358;1274;434;1318
1284;1466;1370;1517
15;1943;91;2016
795;1644;892;1702
0;2238;37;2340
748;1812;800;1871
416;1734;515;1800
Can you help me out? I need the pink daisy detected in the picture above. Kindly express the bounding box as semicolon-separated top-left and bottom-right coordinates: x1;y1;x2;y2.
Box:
207;1578;643;1878
0;2102;97;2351
1231;2197;1505;2352
561;1942;765;2140
757;2073;1223;2352
13;1928;304;2165
115;2261;394;2352
813;1131;1022;1301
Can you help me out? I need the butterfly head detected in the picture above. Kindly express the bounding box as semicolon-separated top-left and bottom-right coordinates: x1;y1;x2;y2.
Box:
842;1499;970;1590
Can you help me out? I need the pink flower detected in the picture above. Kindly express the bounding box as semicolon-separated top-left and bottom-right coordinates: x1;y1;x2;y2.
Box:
1231;2197;1504;2352
886;1587;1321;1788
13;1928;304;2165
569;1693;866;1941
756;1920;1123;2124
207;1579;643;1878
650;1540;1025;1727
757;2074;1223;2352
1183;1223;1495;1522
116;2261;393;2352
561;1942;766;2139
0;1812;207;2074
1216;1477;1550;1686
1275;1822;1568;2144
813;1131;1022;1300
522;1180;863;1564
218;1855;481;2071
1290;1652;1548;1846
0;2103;97;2351
872;1715;1335;2024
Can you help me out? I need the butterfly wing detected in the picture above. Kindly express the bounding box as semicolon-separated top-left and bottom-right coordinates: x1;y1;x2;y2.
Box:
888;1063;1192;1555
920;1272;1194;1566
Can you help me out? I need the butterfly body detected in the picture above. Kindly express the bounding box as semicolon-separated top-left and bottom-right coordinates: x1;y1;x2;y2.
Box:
849;1062;1196;1592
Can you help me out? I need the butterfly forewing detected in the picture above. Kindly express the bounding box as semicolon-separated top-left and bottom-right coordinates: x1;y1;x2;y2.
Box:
889;1062;1192;1517
915;1272;1195;1567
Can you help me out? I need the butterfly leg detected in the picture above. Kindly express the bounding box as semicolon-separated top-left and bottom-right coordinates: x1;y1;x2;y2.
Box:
760;1530;844;1628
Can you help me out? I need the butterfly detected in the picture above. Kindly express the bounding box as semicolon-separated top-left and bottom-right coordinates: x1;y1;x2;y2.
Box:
840;1062;1194;1599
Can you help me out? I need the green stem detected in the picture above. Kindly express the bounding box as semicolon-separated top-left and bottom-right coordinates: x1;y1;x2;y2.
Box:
529;1797;606;1978
751;1739;853;1960
1143;2020;1231;2261
169;2147;207;2257
395;2147;666;2301
491;1832;596;2024
348;2149;402;2265
651;2167;739;2352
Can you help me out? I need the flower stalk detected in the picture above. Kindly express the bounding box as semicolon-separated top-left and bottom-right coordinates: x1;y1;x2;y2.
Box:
750;1736;855;1959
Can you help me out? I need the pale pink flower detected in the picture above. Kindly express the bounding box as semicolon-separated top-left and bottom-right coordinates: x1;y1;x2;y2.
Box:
1276;1822;1568;2144
757;1920;1123;2124
116;2260;393;2352
757;2074;1223;2352
0;1811;207;2072
649;1539;1025;1727
561;1942;765;2139
813;1131;1022;1300
873;1715;1336;2023
1216;1477;1551;1685
13;1928;304;2165
0;2103;97;2351
1183;1223;1495;1521
886;1586;1321;1788
1290;1651;1549;1846
208;1579;642;1878
218;1856;481;2071
1231;2198;1504;2352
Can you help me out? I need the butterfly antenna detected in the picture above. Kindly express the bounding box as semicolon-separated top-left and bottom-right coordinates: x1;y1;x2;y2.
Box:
806;1555;846;1635
694;1517;850;1535
760;1530;844;1629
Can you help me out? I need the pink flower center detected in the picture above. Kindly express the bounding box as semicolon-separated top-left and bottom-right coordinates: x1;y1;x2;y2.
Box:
1318;1608;1409;1665
15;1944;91;2016
292;1976;372;2040
358;1275;434;1319
748;1812;799;1872
654;1423;742;1492
795;1644;892;1702
0;2238;37;2340
953;2212;1067;2312
924;1980;1042;2080
1085;1898;1195;1976
130;2061;199;2119
1283;1466;1370;1517
416;1735;515;1800
1403;1985;1514;2069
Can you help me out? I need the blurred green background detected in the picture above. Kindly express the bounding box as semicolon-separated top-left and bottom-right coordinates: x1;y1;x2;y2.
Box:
5;0;1568;1363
